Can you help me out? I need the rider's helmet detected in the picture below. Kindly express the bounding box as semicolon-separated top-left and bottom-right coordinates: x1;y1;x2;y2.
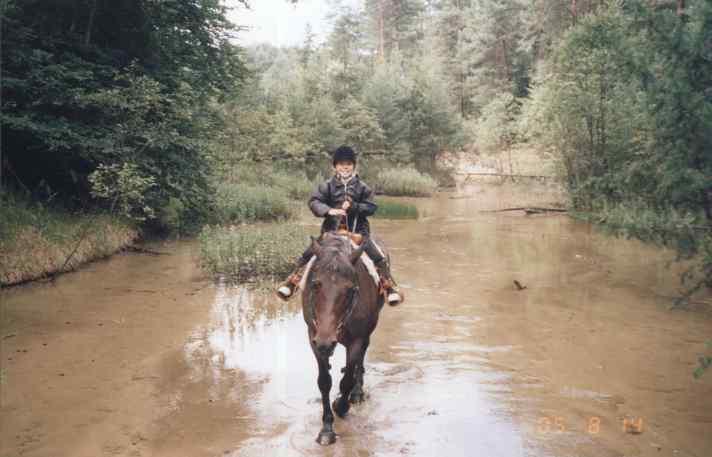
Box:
332;145;357;165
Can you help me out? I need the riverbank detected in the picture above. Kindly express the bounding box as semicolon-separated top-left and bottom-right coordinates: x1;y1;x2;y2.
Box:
0;195;138;287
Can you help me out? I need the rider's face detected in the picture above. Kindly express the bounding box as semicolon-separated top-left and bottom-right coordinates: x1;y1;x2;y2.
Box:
334;161;355;176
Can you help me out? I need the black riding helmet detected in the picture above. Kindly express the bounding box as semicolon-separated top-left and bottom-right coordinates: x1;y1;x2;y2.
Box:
332;145;357;165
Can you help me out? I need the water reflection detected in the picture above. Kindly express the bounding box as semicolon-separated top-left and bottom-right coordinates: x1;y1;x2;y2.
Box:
184;281;530;457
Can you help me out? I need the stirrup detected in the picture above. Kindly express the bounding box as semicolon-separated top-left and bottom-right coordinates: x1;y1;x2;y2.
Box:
277;283;295;301
386;287;403;306
379;278;403;306
276;272;302;301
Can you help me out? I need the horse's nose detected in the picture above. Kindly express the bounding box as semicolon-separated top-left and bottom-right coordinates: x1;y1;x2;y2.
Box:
314;339;337;357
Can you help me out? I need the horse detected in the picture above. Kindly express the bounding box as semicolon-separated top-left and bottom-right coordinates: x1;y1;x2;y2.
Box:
301;231;386;445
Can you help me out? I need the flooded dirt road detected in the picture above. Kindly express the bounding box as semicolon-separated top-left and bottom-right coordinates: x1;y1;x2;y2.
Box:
2;188;711;457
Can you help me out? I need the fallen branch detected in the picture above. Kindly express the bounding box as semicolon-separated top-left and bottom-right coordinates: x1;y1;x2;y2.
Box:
455;172;556;179
124;246;169;256
480;206;568;214
50;215;95;281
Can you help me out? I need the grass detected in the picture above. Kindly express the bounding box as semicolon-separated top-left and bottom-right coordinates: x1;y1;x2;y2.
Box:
223;164;316;200
0;192;137;286
373;199;419;220
198;223;312;282
271;170;316;200
373;167;438;197
214;182;295;224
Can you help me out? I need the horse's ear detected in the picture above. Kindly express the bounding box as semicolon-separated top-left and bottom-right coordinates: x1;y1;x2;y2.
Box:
349;239;366;265
310;236;322;257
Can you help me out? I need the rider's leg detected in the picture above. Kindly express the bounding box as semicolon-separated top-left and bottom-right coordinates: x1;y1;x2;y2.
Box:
276;245;314;301
363;239;403;306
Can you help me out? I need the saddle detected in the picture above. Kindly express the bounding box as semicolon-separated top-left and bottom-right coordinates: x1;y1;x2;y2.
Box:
298;231;380;292
335;227;363;245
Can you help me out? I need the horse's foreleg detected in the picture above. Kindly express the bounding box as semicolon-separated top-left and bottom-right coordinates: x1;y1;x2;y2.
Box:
315;357;336;445
350;336;370;404
333;338;367;417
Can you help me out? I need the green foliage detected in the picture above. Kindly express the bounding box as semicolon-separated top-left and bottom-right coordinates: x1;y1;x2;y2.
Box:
88;162;157;222
214;182;295;224
362;59;412;162
198;223;311;281
270;171;316;200
471;93;520;154
373;199;419;219
213;163;315;201
374;168;438;197
339;95;386;156
401;63;462;170
2;0;245;231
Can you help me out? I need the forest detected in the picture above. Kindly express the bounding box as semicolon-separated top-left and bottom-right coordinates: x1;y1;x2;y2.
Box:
1;0;710;292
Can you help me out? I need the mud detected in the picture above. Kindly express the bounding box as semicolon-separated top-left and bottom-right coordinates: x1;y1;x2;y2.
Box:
2;187;711;457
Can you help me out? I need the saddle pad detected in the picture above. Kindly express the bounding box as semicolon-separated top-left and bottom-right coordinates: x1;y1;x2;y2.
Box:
298;256;317;291
297;241;380;291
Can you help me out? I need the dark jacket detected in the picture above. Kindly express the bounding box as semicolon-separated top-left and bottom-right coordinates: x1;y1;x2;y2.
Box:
308;175;377;235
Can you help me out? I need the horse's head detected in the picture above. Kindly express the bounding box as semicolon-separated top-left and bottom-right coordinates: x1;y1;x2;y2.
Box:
306;232;366;358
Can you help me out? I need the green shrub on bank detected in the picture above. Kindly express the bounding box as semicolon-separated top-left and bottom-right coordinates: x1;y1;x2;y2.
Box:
373;199;419;219
214;182;294;224
271;171;315;200
198;223;311;281
374;168;438;197
220;164;315;200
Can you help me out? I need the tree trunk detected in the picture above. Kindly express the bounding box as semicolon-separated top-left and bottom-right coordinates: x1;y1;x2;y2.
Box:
378;0;385;62
572;0;578;26
70;0;79;33
677;0;685;16
83;0;98;46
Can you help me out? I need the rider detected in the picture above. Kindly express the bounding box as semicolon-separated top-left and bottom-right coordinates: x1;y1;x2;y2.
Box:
276;145;403;306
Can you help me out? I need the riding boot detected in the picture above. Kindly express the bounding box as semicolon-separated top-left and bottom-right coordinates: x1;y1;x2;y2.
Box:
374;259;404;306
276;262;308;301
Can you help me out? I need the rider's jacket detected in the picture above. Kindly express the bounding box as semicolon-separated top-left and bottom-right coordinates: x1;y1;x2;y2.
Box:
308;174;377;236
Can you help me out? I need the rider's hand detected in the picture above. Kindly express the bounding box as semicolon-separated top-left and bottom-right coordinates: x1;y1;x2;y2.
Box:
328;208;347;217
341;200;351;211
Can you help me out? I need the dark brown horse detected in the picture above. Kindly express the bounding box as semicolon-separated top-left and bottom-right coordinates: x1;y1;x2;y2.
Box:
301;232;386;445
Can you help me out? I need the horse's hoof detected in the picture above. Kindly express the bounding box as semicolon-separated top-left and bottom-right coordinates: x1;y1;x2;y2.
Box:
349;392;365;404
316;430;336;446
332;397;350;418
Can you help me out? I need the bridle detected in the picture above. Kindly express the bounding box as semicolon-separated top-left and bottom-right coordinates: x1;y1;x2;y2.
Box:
307;258;360;339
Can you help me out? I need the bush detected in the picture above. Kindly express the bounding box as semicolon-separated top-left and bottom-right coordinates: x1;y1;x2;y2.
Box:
214;182;294;224
373;168;438;197
271;171;315;200
373;199;419;219
217;164;315;200
198;223;311;281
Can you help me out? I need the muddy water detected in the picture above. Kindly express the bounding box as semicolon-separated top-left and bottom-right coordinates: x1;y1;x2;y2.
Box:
2;188;711;457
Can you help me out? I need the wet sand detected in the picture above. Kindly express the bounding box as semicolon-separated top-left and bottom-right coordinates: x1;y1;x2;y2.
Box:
2;188;711;457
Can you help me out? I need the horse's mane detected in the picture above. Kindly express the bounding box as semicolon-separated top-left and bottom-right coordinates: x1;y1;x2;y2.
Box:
314;234;357;279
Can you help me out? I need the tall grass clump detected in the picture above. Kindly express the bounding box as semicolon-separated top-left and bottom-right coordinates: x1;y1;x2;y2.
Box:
214;182;294;224
373;199;419;220
374;168;438;197
271;171;315;200
199;223;311;281
223;164;315;201
1;192;137;286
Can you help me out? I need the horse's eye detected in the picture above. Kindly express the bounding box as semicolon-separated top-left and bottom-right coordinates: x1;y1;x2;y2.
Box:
312;280;322;289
